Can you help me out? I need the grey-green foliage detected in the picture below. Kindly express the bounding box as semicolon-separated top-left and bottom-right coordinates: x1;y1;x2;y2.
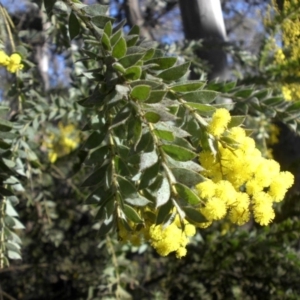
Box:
70;3;227;234
66;2;300;240
0;106;24;267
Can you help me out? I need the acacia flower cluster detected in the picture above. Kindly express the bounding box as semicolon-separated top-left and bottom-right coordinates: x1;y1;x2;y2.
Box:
118;108;294;258
43;123;80;163
118;213;196;259
271;0;300;100
0;50;23;73
196;109;294;226
148;216;196;258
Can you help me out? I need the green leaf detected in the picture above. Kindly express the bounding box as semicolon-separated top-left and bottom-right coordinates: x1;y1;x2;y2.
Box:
286;101;300;112
85;187;113;205
234;88;253;98
0;187;14;197
112;62;126;74
139;161;160;189
45;0;56;15
112;19;127;33
0;107;9;119
144;57;177;70
180;90;218;104
158;62;190;81
6;200;18;217
98;215;114;236
156;177;171;207
129;80;163;89
112;37;127;59
156;200;172;225
136;131;154;153
0;118;13;132
110;29;122;46
111;105;132;129
81;164;108;187
171;168;205;186
143;48;155;61
128;25;140;35
123;205;143;223
8;250;22;260
101;32;111;50
130;85;151;101
253;89;269;100
155;122;190;138
170;81;205;92
84;130;107;149
15;45;28;58
125;194;151;206
114;156;131;176
125;35;139;48
81;4;109;17
161;145;196;161
183;207;207;223
262;96;284;106
86;145;109;165
129;118;142;148
68;12;80;40
185;102;216;115
103;21;112;36
0;139;11;150
153;129;174;141
124;66;142;80
117;176;150;206
145;90;166;104
118;53;144;68
174;183;201;205
144;112;160;123
6;216;25;229
139;150;158;172
228;116;245;128
92;15;115;29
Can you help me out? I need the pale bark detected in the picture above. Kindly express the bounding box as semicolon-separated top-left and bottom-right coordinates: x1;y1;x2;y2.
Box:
178;0;228;80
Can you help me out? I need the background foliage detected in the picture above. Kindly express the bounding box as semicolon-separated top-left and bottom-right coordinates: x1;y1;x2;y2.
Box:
0;0;300;299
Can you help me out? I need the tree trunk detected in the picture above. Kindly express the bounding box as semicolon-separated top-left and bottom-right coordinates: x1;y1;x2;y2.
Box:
123;0;154;40
178;0;228;80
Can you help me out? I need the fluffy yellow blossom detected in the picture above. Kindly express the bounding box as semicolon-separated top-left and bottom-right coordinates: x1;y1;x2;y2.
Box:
6;53;23;73
184;223;196;237
207;108;231;137
214;180;237;206
252;192;275;225
200;197;227;221
0;51;23;73
117;220;145;246
149;223;184;257
195;180;216;199
197;221;212;228
197;116;294;228
270;2;300;100
269;171;294;202
176;247;187;258
0;50;9;66
44;123;80;163
145;214;196;258
229;192;250;225
282;86;292;101
255;159;280;187
246;179;264;196
267;124;280;145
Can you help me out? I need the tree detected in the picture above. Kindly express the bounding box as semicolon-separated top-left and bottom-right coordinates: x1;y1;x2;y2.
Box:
0;1;300;299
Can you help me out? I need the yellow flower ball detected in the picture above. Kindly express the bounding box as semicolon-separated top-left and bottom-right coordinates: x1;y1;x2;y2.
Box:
207;108;231;137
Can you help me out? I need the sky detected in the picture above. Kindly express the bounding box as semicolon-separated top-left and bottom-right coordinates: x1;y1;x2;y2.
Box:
0;0;269;89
